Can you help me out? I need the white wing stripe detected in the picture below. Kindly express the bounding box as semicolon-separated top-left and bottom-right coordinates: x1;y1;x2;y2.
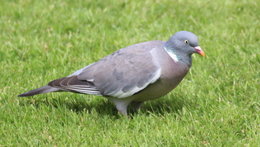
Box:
67;87;101;95
109;68;161;98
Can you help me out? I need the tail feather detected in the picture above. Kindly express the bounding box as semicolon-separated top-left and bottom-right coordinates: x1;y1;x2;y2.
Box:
18;86;59;97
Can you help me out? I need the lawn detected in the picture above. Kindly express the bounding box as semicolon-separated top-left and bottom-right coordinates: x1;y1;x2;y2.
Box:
0;0;259;146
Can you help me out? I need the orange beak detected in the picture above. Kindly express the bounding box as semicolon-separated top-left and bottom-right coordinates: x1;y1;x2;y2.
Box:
194;46;205;56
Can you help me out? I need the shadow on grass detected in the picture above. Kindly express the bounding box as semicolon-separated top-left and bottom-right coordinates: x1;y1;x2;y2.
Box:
19;94;191;117
140;95;191;116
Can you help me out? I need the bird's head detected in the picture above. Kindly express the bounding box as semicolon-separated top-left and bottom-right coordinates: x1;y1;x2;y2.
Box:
165;31;205;57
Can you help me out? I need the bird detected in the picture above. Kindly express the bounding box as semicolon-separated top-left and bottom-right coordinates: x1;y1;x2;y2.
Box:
18;31;205;116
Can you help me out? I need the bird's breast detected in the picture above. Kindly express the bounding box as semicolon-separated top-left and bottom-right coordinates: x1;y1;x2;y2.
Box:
130;49;190;102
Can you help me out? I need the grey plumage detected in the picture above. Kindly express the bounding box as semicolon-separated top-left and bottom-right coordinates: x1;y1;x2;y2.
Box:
77;41;162;98
18;31;205;116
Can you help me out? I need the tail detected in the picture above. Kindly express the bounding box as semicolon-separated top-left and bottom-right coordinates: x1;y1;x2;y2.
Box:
18;86;59;97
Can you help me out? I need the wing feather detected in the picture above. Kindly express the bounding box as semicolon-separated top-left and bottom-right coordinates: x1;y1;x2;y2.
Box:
49;41;164;98
77;41;164;98
48;76;101;95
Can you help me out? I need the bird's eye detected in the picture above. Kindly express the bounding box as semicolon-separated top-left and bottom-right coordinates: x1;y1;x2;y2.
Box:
184;40;189;44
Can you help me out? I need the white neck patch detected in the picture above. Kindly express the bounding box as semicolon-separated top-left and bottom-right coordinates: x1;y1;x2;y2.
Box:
164;47;179;62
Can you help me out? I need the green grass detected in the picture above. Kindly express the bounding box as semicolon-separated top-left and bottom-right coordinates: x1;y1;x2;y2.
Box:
0;0;259;146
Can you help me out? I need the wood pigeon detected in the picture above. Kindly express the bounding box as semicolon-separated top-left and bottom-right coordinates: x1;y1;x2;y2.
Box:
19;31;205;116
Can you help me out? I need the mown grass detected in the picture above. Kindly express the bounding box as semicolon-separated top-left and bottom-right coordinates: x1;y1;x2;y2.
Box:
0;0;259;146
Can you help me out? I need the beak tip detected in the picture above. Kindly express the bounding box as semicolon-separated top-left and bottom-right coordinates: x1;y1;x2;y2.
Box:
194;46;205;57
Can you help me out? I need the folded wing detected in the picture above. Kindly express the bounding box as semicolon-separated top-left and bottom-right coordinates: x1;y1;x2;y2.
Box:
49;41;163;98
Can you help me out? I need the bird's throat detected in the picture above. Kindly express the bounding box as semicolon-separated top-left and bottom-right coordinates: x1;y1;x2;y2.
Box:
164;47;192;67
